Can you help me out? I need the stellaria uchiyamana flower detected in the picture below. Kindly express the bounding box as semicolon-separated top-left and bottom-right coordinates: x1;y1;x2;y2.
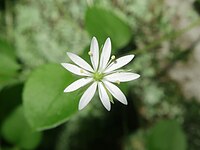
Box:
61;37;140;111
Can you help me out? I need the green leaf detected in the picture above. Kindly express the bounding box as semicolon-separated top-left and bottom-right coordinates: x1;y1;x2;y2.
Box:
0;54;20;76
0;38;20;88
147;119;187;150
1;106;42;150
85;6;132;50
0;38;19;76
0;84;23;124
0;38;16;59
23;63;81;131
0;54;20;89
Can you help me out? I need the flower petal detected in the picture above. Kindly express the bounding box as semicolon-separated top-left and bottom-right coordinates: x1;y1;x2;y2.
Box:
104;55;134;73
61;63;91;76
90;37;99;70
64;78;93;93
105;72;140;83
98;82;111;111
99;38;111;71
78;82;97;110
67;52;93;72
103;80;127;105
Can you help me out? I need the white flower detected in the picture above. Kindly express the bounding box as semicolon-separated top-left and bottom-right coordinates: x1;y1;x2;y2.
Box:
61;37;140;111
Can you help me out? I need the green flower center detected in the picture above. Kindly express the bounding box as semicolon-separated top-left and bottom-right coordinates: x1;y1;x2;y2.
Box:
93;72;104;81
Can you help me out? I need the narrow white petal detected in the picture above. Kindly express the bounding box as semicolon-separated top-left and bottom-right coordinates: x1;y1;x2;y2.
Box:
78;82;97;110
98;82;111;111
64;78;93;93
103;80;127;105
99;38;111;71
90;37;99;70
104;55;134;73
67;52;93;72
61;63;91;76
105;72;140;83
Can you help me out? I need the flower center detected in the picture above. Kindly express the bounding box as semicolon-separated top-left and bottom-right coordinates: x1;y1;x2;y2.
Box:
93;72;104;81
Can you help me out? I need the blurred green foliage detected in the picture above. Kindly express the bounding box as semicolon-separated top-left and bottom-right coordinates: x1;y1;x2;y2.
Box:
124;120;187;150
0;38;20;89
14;0;89;67
23;64;81;130
85;6;132;50
0;0;200;150
1;106;42;149
194;0;200;15
147;120;187;150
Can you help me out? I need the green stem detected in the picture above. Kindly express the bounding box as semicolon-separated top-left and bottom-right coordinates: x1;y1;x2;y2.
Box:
5;0;14;41
132;19;200;55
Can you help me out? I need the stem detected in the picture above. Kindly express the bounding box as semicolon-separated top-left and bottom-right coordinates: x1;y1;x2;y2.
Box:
132;19;200;55
5;0;14;41
156;35;200;78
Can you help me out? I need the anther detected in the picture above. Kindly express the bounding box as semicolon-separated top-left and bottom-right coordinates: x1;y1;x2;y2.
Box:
116;80;120;85
111;55;115;60
80;69;84;73
88;51;93;56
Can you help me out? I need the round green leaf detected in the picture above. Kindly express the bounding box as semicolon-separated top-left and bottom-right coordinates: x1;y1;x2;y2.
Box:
85;6;132;50
147;119;187;150
23;63;81;131
1;106;42;149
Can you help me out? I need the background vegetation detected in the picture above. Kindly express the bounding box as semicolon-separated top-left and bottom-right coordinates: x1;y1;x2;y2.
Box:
0;0;200;150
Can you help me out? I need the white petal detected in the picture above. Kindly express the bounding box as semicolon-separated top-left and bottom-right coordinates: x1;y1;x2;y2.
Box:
105;72;140;83
90;37;99;70
99;38;111;71
104;55;134;73
98;82;111;111
61;63;91;76
78;82;97;110
103;80;127;105
64;78;93;93
67;52;93;72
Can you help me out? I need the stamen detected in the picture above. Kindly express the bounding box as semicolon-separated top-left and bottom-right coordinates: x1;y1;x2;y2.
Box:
88;51;93;56
116;80;120;85
80;69;84;73
105;55;116;70
111;55;115;60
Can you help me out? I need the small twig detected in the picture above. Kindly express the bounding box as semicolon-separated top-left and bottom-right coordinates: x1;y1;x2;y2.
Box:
5;0;14;41
156;36;200;78
86;0;94;7
132;19;200;55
